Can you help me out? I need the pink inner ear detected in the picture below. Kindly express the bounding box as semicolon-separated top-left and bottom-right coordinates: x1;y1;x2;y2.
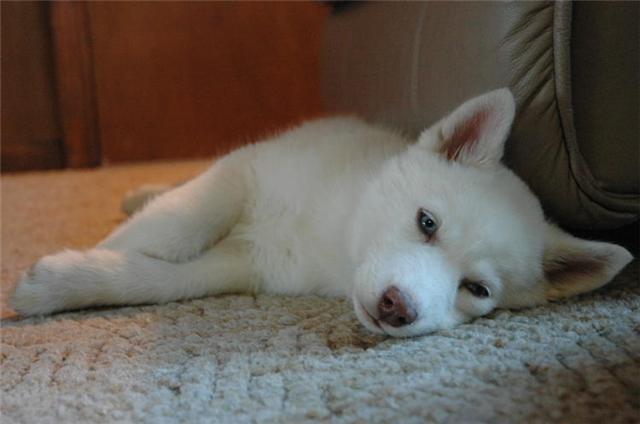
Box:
544;253;610;283
444;109;489;161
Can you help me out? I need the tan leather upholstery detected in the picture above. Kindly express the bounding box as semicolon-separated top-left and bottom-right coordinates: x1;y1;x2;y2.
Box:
571;2;639;194
321;1;639;230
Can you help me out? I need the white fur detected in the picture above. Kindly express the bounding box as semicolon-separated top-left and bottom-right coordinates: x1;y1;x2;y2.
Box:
12;89;633;337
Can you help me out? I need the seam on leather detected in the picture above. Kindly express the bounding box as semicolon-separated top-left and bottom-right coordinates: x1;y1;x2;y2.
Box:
553;1;638;212
501;2;555;113
410;2;429;114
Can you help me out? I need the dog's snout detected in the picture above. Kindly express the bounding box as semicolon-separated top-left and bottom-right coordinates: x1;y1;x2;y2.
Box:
377;286;417;327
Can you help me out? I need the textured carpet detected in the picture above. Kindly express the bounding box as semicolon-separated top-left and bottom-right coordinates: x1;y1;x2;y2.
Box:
1;161;639;423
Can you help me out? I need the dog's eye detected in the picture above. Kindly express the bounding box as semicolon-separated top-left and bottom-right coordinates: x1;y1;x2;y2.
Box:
461;279;491;298
416;208;438;239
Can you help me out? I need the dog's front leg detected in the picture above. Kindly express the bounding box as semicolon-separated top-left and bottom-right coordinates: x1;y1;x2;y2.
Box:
99;149;251;263
11;239;253;316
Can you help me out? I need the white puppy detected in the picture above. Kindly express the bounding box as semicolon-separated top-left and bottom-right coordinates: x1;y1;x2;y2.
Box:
12;89;633;337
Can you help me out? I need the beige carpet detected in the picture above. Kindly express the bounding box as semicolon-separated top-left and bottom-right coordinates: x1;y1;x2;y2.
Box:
1;161;639;423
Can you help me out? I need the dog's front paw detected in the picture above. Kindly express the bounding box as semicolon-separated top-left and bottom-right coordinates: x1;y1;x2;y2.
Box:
11;250;89;316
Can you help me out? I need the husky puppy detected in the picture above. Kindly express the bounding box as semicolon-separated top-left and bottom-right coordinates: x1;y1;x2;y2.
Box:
11;89;632;337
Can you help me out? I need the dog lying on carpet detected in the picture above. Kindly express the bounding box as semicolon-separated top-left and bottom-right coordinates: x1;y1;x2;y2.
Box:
11;89;632;337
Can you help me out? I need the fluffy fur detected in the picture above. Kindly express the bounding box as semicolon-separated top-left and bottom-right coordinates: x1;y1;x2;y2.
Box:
11;89;633;337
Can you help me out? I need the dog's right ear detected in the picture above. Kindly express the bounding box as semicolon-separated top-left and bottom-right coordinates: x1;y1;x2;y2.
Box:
542;224;633;301
417;88;516;168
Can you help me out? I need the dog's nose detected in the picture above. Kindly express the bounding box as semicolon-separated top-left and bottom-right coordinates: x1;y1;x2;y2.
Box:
377;286;417;327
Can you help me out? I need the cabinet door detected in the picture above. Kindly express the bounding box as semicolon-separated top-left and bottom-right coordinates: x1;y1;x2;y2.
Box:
4;2;328;171
1;2;64;172
86;2;329;164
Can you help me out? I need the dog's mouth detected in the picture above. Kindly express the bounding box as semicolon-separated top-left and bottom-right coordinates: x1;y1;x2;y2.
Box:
353;298;385;334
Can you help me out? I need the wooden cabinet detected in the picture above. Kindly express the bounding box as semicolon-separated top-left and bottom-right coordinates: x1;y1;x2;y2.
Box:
1;2;64;171
2;2;329;171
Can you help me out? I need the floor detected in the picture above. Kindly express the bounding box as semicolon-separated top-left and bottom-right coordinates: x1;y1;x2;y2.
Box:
1;161;638;423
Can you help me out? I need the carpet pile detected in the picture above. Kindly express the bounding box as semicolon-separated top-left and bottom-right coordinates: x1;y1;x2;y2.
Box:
1;161;638;423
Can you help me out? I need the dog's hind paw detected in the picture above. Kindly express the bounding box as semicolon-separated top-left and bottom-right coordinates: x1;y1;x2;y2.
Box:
121;184;170;216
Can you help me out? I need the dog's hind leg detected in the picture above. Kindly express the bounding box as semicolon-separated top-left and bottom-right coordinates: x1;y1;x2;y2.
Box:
11;239;253;316
99;149;253;263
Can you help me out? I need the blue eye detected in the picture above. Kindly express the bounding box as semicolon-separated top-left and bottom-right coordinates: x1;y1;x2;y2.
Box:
417;208;438;239
461;280;491;298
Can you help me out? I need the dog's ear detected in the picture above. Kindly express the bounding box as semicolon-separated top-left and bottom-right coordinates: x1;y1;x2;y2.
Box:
418;88;515;167
542;224;633;301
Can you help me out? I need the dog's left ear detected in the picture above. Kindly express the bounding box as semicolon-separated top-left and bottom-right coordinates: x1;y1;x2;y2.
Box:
418;88;515;167
542;224;633;300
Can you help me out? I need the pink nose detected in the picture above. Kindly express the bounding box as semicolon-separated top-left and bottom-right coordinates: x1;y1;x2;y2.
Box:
377;286;417;327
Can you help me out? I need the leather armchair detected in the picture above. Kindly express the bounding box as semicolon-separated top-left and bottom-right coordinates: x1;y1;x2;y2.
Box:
321;1;638;230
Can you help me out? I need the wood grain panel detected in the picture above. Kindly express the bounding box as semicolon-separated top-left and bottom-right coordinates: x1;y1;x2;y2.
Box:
50;2;101;168
88;2;330;163
1;2;64;172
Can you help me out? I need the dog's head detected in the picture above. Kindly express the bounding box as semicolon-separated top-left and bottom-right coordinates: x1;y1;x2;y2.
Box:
349;88;633;337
